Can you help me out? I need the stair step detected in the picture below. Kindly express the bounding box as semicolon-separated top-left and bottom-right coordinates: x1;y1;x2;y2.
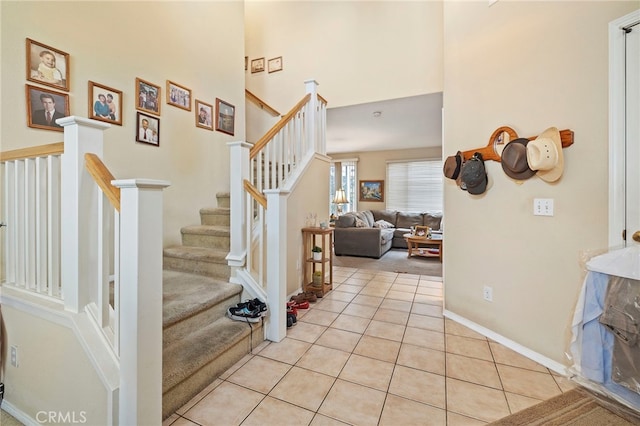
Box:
216;192;230;208
200;207;230;226
163;270;242;348
164;246;231;280
162;317;263;418
181;225;230;250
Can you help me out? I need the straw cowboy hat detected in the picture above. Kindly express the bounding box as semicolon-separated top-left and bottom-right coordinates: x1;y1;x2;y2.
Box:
527;127;564;182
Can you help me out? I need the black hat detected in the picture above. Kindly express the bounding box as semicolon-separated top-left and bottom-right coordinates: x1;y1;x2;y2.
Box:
460;152;487;195
501;138;536;180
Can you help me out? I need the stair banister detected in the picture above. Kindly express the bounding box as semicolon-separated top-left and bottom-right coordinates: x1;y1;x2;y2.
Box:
58;116;111;313
112;178;170;426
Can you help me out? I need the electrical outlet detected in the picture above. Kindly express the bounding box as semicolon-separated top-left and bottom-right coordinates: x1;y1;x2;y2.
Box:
533;198;554;216
483;286;493;302
10;345;18;367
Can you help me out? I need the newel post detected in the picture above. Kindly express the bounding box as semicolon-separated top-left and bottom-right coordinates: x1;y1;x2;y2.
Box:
112;178;170;426
304;79;322;154
264;189;289;342
226;141;252;280
58;116;111;313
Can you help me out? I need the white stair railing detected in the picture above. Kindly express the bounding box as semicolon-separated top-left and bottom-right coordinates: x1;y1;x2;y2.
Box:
1;117;169;424
228;80;327;342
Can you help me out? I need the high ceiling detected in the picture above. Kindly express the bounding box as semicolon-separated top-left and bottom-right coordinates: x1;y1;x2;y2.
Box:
326;92;443;155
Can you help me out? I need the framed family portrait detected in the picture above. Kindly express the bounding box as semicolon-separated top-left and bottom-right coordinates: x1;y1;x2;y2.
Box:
167;80;191;111
26;84;69;132
195;99;213;131
359;180;384;202
26;38;70;91
215;98;235;136
251;57;265;73
268;56;283;73
88;81;122;125
414;226;429;238
136;112;160;146
136;77;161;116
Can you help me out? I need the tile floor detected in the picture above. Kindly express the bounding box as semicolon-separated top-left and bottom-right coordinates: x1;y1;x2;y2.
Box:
163;266;575;426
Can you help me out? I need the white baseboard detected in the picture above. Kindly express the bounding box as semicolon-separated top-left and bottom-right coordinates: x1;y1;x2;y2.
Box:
2;399;37;426
443;309;569;375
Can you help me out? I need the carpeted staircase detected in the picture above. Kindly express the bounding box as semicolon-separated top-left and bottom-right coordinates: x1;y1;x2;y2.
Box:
161;192;263;419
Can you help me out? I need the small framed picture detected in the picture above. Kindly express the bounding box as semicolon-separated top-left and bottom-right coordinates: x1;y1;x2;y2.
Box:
359;180;384;202
26;84;69;132
136;112;160;146
195;99;213;130
135;77;161;116
26;38;70;91
166;80;191;111
268;56;283;73
414;226;429;238
215;98;235;136
88;81;122;125
251;57;265;73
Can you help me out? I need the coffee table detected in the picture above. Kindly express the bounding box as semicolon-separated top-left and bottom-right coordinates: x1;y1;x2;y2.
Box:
403;233;443;262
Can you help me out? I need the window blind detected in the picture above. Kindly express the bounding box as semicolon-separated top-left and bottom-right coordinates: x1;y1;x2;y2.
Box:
387;160;443;212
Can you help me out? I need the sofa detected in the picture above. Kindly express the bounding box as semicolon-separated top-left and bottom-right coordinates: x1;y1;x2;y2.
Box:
333;210;443;258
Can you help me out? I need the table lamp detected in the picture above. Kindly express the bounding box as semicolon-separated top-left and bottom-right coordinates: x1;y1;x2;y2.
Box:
332;188;349;216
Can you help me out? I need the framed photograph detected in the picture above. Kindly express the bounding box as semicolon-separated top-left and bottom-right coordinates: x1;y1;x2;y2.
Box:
268;56;283;73
136;112;160;146
195;100;214;130
166;80;191;111
88;81;122;125
26;84;69;132
359;180;384;202
251;57;265;74
26;38;70;91
135;77;161;116
215;98;235;136
414;226;429;238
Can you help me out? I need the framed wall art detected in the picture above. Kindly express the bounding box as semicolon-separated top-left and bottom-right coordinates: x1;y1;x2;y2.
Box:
215;98;235;136
88;81;122;125
268;56;283;73
167;80;191;111
26;84;69;132
135;77;161;116
195;99;213;130
251;57;265;73
359;180;384;202
136;112;160;146
26;38;70;91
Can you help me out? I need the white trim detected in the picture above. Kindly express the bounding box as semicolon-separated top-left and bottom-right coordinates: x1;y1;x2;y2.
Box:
443;309;569;375
609;10;640;248
0;400;38;426
330;157;359;163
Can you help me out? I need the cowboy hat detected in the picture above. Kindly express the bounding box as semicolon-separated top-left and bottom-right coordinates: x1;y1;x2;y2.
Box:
527;127;564;182
500;138;536;180
443;151;465;187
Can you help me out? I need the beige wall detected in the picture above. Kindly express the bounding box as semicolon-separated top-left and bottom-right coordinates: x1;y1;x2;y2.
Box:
245;1;443;111
442;1;637;364
286;156;331;295
0;1;246;247
2;306;108;423
331;147;441;211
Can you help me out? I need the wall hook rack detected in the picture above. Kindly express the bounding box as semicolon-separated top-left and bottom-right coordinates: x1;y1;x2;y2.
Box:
461;126;574;162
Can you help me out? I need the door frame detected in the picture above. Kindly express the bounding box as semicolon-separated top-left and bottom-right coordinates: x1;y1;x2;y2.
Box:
609;9;640;248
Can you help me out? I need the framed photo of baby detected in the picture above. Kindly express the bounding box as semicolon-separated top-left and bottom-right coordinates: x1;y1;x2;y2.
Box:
26;38;69;91
88;81;123;126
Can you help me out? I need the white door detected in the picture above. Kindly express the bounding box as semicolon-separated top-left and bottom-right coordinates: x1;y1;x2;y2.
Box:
609;10;640;248
626;21;640;246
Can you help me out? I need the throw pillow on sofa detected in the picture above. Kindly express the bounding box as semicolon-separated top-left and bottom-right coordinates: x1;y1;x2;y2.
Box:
373;219;394;229
355;218;368;228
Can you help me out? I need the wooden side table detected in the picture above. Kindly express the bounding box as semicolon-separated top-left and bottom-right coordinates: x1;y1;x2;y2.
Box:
301;227;333;296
